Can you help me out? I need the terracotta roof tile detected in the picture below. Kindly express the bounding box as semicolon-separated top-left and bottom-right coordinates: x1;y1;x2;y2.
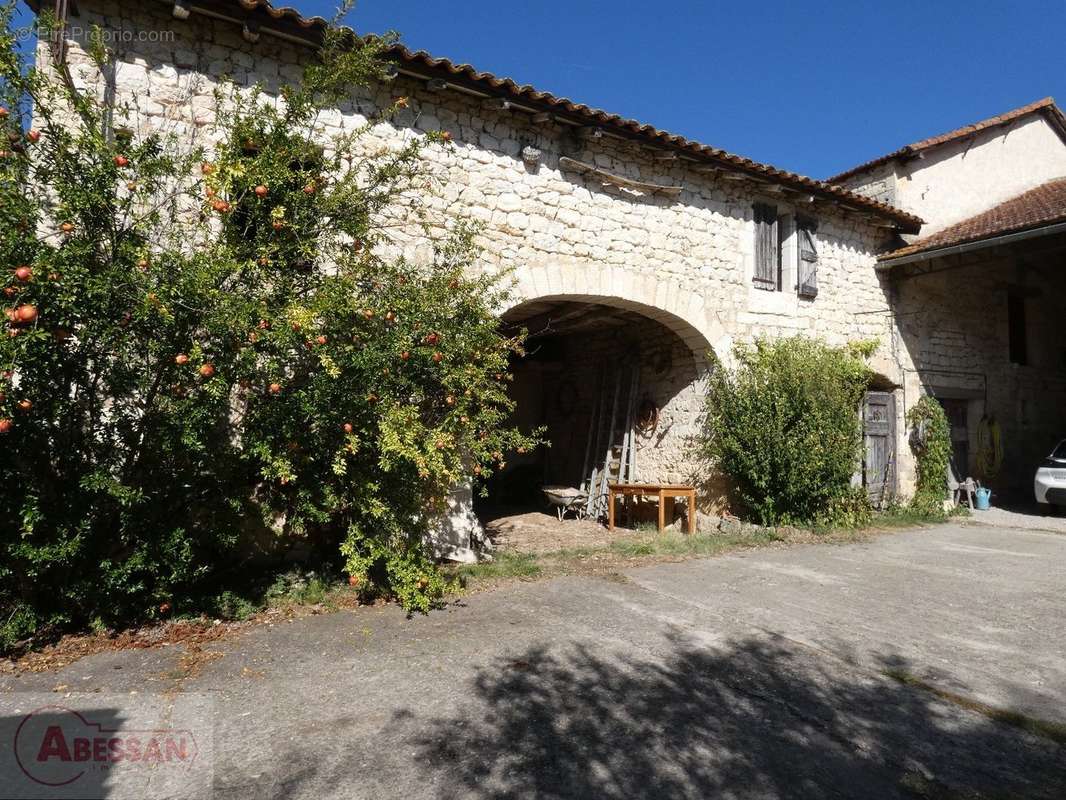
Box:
382;43;921;231
829;98;1066;184
130;0;924;232
880;177;1066;261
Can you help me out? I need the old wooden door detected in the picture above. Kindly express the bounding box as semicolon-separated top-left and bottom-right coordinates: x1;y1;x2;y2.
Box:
938;398;971;478
862;392;896;507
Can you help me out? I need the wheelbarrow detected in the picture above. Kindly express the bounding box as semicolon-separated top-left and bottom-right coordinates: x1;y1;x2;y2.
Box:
542;485;588;521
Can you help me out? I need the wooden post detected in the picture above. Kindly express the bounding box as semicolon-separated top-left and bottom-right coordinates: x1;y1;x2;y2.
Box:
583;368;608;518
596;370;623;518
687;490;696;535
617;366;639;484
580;367;603;494
657;488;666;533
608;487;616;531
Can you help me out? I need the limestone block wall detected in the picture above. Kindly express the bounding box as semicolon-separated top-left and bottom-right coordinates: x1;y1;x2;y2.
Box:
535;316;703;488
838;161;898;207
891;248;1066;496
42;0;914;500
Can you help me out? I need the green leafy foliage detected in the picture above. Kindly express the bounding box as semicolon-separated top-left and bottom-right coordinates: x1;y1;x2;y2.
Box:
0;5;537;652
906;395;952;517
700;336;874;527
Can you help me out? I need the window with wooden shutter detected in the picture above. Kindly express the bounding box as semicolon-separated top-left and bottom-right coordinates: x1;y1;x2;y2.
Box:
796;216;819;298
753;203;779;290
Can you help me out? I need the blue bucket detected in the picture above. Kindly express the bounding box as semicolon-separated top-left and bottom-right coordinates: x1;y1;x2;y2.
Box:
975;487;991;510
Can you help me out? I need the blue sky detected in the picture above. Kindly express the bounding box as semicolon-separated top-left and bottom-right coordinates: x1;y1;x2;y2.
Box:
16;0;1066;178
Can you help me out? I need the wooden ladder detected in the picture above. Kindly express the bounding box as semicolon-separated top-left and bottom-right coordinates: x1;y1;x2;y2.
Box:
581;365;640;520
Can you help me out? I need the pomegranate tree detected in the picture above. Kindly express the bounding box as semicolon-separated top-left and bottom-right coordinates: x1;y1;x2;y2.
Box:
0;8;536;651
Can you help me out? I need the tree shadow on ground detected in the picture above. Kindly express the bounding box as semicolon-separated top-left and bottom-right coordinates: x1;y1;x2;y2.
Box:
405;633;1064;800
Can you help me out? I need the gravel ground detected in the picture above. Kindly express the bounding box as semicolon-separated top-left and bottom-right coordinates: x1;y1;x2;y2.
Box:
964;504;1066;534
483;508;629;554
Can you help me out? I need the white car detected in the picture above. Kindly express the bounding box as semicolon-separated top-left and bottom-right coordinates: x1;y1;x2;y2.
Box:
1035;440;1066;507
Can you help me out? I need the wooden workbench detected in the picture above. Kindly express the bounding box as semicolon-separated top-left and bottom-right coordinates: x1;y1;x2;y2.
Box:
607;483;697;534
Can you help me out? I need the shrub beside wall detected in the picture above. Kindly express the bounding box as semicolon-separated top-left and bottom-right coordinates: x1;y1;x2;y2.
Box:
701;337;875;527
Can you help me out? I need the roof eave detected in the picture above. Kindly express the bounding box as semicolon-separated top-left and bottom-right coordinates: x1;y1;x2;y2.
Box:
878;218;1066;269
385;48;921;232
49;0;922;231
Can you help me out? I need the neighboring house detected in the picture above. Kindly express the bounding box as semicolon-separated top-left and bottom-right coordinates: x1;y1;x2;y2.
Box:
27;0;1064;533
836;106;1066;497
832;98;1066;236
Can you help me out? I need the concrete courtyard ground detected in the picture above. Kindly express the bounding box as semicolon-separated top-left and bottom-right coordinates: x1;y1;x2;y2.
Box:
966;503;1066;535
2;521;1064;799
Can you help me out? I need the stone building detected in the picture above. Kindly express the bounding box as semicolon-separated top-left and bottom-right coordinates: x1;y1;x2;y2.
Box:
28;0;1066;537
834;100;1066;497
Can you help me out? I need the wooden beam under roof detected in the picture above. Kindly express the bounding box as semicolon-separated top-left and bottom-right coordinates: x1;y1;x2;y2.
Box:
503;302;605;336
559;157;682;198
535;314;633;338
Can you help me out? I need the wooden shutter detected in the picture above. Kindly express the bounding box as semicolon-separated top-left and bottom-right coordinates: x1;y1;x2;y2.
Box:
797;216;818;298
753;203;779;290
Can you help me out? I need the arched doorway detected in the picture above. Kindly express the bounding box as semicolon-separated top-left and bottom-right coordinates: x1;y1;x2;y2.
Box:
476;295;714;525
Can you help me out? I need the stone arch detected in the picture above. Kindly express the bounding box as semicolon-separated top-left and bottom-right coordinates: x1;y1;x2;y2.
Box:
504;263;729;369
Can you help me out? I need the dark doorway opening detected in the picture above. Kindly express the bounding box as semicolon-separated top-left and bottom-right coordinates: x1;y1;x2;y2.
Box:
476;299;705;538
